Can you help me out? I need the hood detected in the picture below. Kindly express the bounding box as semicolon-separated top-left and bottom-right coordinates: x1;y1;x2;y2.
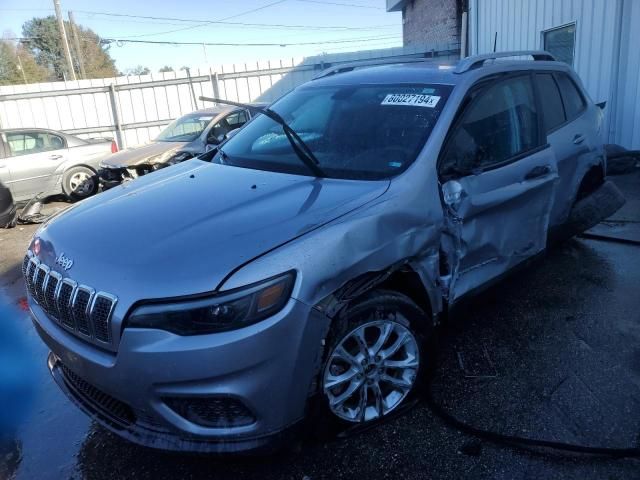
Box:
100;141;188;168
34;160;389;304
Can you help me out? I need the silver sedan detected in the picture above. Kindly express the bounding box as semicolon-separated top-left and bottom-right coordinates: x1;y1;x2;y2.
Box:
0;128;115;202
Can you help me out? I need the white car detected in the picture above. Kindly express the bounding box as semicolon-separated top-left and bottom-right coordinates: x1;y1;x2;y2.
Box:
0;128;116;202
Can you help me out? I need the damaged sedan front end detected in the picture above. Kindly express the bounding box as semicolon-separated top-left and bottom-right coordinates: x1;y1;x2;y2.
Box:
99;105;255;189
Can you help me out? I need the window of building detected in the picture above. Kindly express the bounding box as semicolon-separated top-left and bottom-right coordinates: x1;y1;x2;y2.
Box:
535;74;566;132
440;75;540;176
554;73;586;120
542;23;576;66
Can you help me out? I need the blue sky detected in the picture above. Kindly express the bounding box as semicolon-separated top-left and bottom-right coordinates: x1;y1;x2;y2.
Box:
1;0;402;73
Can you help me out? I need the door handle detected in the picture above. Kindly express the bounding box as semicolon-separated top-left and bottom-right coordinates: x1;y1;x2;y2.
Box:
573;133;585;145
49;154;63;160
524;165;551;180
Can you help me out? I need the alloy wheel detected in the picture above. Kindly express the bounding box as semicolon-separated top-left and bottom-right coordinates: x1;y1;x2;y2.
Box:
323;319;420;423
68;171;95;196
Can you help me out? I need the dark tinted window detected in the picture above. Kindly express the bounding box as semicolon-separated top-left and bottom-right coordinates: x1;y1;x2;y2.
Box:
555;73;586;119
440;75;540;175
536;74;566;132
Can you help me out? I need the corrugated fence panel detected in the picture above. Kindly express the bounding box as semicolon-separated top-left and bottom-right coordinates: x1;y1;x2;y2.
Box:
471;0;640;148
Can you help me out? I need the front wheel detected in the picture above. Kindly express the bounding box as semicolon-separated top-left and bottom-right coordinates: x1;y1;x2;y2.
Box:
63;166;98;201
320;290;430;426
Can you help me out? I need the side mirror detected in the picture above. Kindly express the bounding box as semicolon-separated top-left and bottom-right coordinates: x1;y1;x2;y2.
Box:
206;136;221;146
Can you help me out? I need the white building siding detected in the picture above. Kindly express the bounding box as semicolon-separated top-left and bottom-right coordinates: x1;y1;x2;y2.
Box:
469;0;640;149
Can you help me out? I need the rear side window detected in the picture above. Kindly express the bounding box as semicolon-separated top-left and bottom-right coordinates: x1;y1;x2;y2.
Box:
440;75;540;175
555;73;586;119
536;74;566;132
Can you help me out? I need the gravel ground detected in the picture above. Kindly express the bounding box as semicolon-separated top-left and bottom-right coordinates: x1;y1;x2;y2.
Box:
1;172;639;480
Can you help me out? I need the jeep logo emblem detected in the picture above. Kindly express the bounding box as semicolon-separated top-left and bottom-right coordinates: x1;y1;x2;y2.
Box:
55;252;74;271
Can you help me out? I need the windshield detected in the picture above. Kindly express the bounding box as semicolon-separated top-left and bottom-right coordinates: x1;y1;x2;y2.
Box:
216;83;451;180
156;114;215;142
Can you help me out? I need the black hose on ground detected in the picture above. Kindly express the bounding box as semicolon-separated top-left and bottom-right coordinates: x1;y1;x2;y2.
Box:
424;384;640;458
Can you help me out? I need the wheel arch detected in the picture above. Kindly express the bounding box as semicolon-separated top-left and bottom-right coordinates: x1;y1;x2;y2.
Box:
315;262;437;332
575;162;605;202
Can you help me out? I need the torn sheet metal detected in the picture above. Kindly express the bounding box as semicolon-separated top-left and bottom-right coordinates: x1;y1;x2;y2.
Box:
441;146;559;302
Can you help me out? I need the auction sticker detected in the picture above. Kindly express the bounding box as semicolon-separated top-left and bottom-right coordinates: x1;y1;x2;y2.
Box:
381;93;440;108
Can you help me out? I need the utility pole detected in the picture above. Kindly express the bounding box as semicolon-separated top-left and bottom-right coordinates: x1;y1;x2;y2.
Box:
68;11;86;79
16;55;28;84
52;0;76;81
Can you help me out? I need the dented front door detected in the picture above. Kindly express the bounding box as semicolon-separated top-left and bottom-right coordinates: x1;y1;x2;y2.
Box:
438;74;558;302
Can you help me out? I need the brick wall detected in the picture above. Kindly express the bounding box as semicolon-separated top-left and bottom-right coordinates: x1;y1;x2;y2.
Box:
402;0;461;49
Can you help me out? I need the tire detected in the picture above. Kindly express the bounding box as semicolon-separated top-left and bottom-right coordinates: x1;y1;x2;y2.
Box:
62;166;98;201
316;289;433;432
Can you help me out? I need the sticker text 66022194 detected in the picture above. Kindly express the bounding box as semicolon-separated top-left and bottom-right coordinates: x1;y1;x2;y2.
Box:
381;93;441;108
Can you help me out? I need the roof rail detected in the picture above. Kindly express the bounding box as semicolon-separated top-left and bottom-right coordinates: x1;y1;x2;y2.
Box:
454;50;556;74
313;56;430;80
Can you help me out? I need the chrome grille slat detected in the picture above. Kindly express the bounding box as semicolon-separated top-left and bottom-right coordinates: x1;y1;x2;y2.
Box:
23;253;117;347
72;287;94;336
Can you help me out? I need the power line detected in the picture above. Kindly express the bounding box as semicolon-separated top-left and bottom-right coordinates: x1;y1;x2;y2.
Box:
293;0;384;9
117;0;289;38
74;10;396;32
101;34;401;48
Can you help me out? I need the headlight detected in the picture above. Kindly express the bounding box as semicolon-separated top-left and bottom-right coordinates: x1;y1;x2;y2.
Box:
127;271;295;335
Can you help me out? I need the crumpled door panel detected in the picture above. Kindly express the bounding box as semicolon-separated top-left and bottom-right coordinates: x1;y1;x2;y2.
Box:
443;146;559;302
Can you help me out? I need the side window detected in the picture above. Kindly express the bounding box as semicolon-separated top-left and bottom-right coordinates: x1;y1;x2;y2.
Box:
6;132;65;157
208;111;250;143
536;74;566;132
440;76;540;176
555;73;586;120
42;133;65;150
225;110;248;128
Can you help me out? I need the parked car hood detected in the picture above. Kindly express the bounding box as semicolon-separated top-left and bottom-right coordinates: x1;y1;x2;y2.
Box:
34;160;389;302
100;141;188;168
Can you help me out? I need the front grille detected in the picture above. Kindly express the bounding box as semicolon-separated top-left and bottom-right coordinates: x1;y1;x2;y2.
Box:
60;363;135;427
23;252;117;346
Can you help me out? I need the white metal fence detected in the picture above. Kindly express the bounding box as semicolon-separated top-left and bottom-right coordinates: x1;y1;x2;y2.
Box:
0;45;457;149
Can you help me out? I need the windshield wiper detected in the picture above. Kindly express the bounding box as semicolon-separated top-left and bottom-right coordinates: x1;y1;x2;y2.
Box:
199;96;325;177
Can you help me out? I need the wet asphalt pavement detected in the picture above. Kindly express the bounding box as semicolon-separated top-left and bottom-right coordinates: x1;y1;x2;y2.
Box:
1;172;639;479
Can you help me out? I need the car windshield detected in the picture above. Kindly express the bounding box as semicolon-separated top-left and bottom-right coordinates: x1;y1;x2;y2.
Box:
156;114;215;142
216;83;452;180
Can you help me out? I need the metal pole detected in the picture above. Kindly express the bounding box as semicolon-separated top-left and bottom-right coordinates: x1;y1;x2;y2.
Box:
460;11;468;58
68;11;86;79
210;70;220;105
185;67;198;110
108;84;125;149
52;0;76;81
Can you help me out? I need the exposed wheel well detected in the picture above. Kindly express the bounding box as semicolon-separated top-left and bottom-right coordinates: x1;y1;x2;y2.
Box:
575;164;605;202
323;265;434;334
376;269;433;320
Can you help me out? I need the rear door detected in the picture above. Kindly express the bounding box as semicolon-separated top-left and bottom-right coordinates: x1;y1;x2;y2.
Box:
537;72;600;227
4;131;68;199
439;74;558;301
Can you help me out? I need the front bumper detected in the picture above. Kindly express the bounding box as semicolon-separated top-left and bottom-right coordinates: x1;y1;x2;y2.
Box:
32;297;331;453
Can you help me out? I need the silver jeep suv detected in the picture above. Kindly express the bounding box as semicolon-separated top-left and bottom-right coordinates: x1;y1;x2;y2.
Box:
24;51;624;453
